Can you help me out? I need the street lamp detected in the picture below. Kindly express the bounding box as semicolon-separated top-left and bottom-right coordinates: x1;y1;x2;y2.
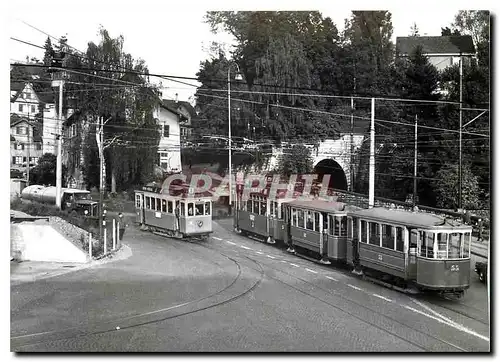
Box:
228;62;243;214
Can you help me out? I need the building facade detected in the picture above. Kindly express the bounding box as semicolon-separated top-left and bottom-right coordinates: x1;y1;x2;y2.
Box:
154;100;184;173
10;116;43;168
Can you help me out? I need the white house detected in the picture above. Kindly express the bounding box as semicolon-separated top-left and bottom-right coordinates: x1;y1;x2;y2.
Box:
395;35;475;72
153;100;185;173
161;99;197;143
10;81;57;155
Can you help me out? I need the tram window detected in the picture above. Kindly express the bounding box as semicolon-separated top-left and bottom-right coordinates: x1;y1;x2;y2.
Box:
395;227;404;252
135;194;141;208
409;229;418;248
195;203;204;216
297;210;305;228
314;213;320;232
360;220;367;243
436;233;447;259
463;232;470;257
168;201;173;214
187;203;194;216
448;233;462;259
340;217;347;236
156;198;161;211
420;232;434;258
180;202;186;216
247;199;253;213
323;213;328;233
382;224;394;249
260;201;267;216
280;204;284;219
306;211;314;231
253;200;260;215
291;208;297;226
161;199;167;213
334;217;341;236
369;222;380;245
353;218;359;240
205;202;211;215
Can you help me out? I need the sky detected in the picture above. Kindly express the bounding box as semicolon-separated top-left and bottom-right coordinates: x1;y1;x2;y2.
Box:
5;0;496;103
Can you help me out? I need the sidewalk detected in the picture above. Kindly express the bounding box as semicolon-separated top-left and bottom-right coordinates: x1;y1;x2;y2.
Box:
11;241;132;286
470;235;489;259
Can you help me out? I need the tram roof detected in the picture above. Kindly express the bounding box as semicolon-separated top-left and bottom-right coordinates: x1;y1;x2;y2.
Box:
348;207;471;230
285;199;347;213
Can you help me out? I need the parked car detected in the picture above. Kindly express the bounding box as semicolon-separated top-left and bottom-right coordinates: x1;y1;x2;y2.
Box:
475;261;487;284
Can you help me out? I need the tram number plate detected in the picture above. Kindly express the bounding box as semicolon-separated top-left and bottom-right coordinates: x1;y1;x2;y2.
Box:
303;232;307;238
378;254;383;261
281;225;285;230
251;221;255;228
450;264;460;272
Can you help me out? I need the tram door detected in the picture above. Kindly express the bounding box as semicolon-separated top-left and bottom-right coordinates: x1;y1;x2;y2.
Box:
407;228;418;280
136;193;145;224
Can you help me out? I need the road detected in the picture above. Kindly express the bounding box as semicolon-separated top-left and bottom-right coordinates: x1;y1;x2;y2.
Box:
11;219;490;352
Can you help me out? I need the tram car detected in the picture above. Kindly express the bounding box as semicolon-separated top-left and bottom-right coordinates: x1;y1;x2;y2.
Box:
233;173;327;245
285;199;361;264
134;180;213;241
345;207;472;296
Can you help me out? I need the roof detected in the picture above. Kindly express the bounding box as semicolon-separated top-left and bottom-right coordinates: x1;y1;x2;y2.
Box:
285;199;347;214
396;36;475;56
162;99;197;118
348;207;471;230
10;114;43;142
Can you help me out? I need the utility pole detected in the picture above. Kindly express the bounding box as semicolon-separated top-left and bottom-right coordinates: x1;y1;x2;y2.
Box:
228;67;233;215
413;114;418;209
458;54;463;210
350;77;356;192
368;98;375;208
55;79;64;208
26;121;30;186
98;116;104;242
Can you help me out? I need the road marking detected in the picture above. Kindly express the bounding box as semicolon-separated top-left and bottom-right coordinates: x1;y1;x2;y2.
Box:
372;294;392;302
305;268;318;274
281;260;288;263
225;241;236;245
266;255;276;259
404;305;489;342
410;298;490;342
325;276;338;282
289;263;299;267
256;251;263;255
347;284;362;291
213;237;222;241
240;245;251;250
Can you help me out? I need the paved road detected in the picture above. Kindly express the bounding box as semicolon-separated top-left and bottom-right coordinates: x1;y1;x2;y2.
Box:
11;220;490;352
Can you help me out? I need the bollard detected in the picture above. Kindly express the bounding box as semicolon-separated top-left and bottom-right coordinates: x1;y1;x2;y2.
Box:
88;232;92;259
113;219;116;250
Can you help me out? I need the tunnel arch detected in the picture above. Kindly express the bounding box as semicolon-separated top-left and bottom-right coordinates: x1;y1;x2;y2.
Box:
313;159;348;191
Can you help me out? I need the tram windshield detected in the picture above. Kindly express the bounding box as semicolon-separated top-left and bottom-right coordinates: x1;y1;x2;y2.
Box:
418;231;471;259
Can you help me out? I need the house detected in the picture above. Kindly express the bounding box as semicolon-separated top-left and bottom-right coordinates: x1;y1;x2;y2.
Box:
161;99;197;143
153;100;184;173
395;35;475;72
10;79;57;155
10;114;43;169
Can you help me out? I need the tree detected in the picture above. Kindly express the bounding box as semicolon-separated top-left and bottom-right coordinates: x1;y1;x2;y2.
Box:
64;28;161;193
409;22;420;36
30;153;67;186
274;145;313;177
432;164;481;210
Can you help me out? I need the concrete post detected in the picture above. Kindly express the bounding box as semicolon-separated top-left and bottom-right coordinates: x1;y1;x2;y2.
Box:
113;218;116;250
104;227;107;255
88;232;92;259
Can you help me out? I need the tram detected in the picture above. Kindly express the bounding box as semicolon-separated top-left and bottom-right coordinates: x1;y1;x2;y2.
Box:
346;207;472;296
134;181;213;241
